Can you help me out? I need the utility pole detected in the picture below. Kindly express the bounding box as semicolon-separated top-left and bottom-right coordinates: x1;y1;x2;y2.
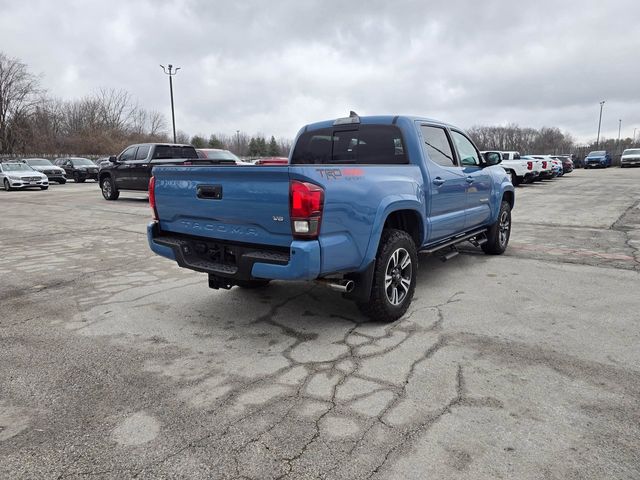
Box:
160;64;181;143
596;100;605;148
236;130;240;155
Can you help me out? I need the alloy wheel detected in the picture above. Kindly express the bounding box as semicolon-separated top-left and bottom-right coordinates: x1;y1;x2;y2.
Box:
499;210;511;247
384;248;412;306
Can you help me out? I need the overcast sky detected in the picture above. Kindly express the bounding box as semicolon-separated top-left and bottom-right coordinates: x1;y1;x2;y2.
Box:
1;0;639;143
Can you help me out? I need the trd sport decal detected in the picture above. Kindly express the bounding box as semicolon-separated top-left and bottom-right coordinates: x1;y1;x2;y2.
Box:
315;168;364;180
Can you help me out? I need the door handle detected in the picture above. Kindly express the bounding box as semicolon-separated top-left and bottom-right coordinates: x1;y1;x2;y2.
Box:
466;176;474;183
197;184;223;200
432;177;445;186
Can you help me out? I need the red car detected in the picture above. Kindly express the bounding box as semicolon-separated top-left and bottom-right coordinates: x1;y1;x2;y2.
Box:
254;157;289;165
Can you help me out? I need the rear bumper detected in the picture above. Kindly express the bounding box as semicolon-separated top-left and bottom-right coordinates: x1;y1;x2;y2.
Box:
147;222;321;281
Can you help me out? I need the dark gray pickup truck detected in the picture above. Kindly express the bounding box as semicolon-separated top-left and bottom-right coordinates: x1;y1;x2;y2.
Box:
99;143;199;200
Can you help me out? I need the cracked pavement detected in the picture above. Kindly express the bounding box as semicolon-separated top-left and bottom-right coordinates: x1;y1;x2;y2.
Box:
1;168;639;479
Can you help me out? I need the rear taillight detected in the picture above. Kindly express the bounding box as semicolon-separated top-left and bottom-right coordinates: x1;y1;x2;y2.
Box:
290;180;324;239
527;161;533;170
149;176;158;221
542;161;547;169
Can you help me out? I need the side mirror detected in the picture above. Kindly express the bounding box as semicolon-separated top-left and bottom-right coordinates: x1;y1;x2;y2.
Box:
109;155;118;163
483;151;502;166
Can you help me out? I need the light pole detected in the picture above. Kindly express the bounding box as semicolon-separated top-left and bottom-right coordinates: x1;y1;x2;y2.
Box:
236;130;240;155
596;100;605;148
160;64;180;143
634;128;638;145
617;119;622;153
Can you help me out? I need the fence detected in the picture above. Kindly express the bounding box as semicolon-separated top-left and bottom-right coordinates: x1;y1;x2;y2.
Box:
0;153;106;161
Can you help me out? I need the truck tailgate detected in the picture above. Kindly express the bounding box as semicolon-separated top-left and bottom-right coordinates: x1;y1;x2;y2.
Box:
153;166;292;247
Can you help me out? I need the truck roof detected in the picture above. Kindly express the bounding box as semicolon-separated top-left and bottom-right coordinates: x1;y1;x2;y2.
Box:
300;115;456;133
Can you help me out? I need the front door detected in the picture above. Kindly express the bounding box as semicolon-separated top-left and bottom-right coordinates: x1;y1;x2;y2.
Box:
450;130;492;229
419;124;468;243
114;146;137;189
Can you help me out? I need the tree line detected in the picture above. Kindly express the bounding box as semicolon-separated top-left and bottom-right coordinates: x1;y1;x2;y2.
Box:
467;123;637;157
0;52;290;157
188;133;290;158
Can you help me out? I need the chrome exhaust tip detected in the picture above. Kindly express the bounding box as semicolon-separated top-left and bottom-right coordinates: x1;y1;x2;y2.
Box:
316;279;355;293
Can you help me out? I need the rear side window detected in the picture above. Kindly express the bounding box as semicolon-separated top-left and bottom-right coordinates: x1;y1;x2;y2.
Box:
420;125;456;167
291;125;407;165
153;146;198;159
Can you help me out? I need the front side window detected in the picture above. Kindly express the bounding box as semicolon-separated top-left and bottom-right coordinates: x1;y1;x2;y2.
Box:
451;131;480;166
421;126;456;167
120;147;137;162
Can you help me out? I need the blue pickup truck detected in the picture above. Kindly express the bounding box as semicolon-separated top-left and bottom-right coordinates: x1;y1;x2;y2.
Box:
147;114;514;321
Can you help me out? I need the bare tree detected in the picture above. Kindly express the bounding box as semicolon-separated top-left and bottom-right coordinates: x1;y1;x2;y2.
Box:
147;110;166;137
0;52;42;153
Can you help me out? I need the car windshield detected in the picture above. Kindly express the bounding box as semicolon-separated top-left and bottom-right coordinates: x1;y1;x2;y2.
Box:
588;151;605;156
201;150;240;161
71;158;95;166
623;149;640;155
26;159;53;166
2;163;33;171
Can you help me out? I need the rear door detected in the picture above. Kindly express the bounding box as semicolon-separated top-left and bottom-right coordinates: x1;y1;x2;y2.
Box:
419;124;468;242
450;130;492;229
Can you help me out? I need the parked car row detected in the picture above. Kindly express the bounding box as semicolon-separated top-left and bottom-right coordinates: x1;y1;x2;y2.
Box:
481;151;574;186
0;156;105;191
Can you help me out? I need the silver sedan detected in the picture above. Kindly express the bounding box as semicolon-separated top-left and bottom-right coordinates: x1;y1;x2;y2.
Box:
0;162;49;190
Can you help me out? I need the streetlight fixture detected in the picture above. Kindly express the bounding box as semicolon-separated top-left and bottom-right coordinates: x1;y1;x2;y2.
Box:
160;64;181;143
596;100;605;148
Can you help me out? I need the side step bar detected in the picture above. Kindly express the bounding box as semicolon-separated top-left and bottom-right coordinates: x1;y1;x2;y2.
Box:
419;229;488;255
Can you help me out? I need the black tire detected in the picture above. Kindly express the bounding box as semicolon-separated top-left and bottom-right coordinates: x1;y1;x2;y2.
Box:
58;178;67;184
509;170;520;187
4;179;13;191
482;200;511;255
100;176;120;200
357;229;418;322
235;279;271;289
40;186;48;190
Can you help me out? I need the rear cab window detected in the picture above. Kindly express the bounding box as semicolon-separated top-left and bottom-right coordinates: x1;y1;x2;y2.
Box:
153;146;198;159
291;125;407;165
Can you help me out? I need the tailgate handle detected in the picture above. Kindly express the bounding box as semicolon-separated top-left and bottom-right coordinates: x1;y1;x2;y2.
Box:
197;184;223;200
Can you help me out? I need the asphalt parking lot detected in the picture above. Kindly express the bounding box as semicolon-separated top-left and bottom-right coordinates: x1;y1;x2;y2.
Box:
1;169;639;479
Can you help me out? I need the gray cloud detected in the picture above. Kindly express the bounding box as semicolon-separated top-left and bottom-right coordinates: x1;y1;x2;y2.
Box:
1;0;638;143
